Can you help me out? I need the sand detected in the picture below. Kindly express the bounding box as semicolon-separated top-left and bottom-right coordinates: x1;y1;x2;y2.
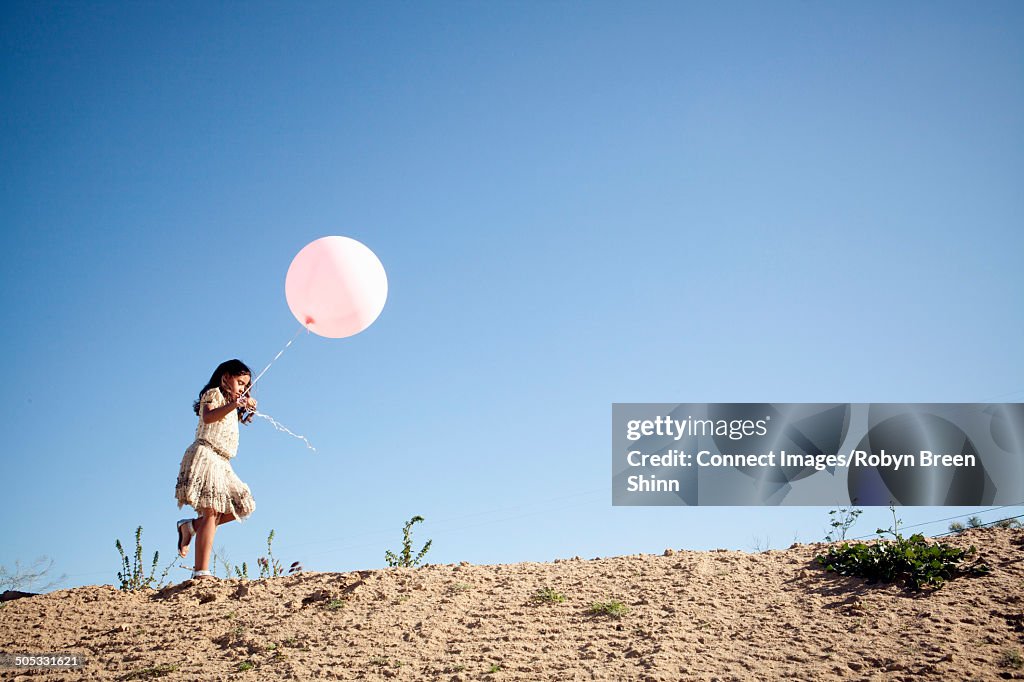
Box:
1;527;1022;681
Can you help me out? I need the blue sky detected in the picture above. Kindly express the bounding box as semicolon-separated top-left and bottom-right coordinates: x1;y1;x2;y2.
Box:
2;1;1022;590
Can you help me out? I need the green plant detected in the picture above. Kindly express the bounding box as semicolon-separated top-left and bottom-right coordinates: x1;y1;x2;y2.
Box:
234;561;250;580
824;505;862;542
994;517;1023;530
258;530;284;578
385;515;432;568
116;527;173;591
487;663;502;673
587;600;629;619
1000;649;1024;669
212;545;230;578
325;598;344;611
530;587;566;604
237;660;254;672
949;521;965;533
816;506;990;591
118;663;178;680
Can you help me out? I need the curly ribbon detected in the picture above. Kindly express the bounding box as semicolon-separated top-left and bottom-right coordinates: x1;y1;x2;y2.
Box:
254;411;317;453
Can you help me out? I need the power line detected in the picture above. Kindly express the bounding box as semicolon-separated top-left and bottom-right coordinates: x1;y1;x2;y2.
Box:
846;503;1024;541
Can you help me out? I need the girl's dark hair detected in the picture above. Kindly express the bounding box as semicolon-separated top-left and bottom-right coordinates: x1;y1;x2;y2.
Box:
192;359;255;425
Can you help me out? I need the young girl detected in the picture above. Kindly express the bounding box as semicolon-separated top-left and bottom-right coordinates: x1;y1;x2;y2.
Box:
174;359;258;581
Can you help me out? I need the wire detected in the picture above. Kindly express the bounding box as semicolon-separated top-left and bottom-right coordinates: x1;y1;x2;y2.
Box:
846;503;1024;541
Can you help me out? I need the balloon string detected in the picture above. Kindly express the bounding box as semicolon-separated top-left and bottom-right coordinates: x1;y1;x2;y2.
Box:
254;411;317;453
243;325;308;396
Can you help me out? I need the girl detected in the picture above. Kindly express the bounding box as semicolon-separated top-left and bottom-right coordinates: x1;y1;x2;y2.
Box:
174;359;258;581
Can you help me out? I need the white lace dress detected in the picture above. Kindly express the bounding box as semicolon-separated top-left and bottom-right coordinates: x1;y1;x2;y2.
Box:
174;387;256;521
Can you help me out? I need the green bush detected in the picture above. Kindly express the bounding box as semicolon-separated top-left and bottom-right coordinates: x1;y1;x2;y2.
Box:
587;600;629;619
530;587;566;604
385;516;432;568
816;507;990;591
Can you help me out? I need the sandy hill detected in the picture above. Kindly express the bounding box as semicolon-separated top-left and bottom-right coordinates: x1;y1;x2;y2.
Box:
1;528;1022;681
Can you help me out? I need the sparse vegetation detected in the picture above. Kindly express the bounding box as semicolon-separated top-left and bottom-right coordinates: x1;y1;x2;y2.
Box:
0;556;67;593
486;663;503;673
1000;649;1024;670
587;600;629;619
213;545;250;580
530;586;566;604
115;526;173;591
325;598;345;611
816;506;990;591
824;505;862;542
385;515;432;568
951;516;1022;533
258;529;284;578
237;660;255;672
117;662;178;680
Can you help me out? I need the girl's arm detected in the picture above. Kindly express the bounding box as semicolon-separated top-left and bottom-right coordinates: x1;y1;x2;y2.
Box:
202;396;245;424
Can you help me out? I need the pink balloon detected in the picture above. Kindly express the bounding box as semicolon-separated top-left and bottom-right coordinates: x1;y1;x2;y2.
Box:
285;236;388;339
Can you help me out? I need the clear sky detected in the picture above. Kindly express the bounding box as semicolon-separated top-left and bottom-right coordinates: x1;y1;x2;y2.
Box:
2;1;1022;591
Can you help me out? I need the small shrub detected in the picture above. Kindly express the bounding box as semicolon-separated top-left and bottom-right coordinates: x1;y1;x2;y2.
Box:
237;660;254;672
824;505;862;542
116;527;173;591
385;515;432;568
587;600;629;619
1000;649;1024;669
816;506;990;591
325;598;344;611
0;556;67;593
530;587;566;604
253;541;301;579
949;521;965;533
487;663;502;673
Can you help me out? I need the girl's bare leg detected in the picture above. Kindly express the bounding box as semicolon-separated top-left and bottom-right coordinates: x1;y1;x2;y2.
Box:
193;507;219;571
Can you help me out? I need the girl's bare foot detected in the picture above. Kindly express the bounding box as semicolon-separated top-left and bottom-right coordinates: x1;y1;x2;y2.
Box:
176;518;195;558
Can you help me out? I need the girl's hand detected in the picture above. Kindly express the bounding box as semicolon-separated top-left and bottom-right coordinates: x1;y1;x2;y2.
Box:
244;396;257;411
232;394;247;409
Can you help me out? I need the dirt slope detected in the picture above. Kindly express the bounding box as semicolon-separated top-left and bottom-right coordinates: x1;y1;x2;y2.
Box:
2;528;1022;681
